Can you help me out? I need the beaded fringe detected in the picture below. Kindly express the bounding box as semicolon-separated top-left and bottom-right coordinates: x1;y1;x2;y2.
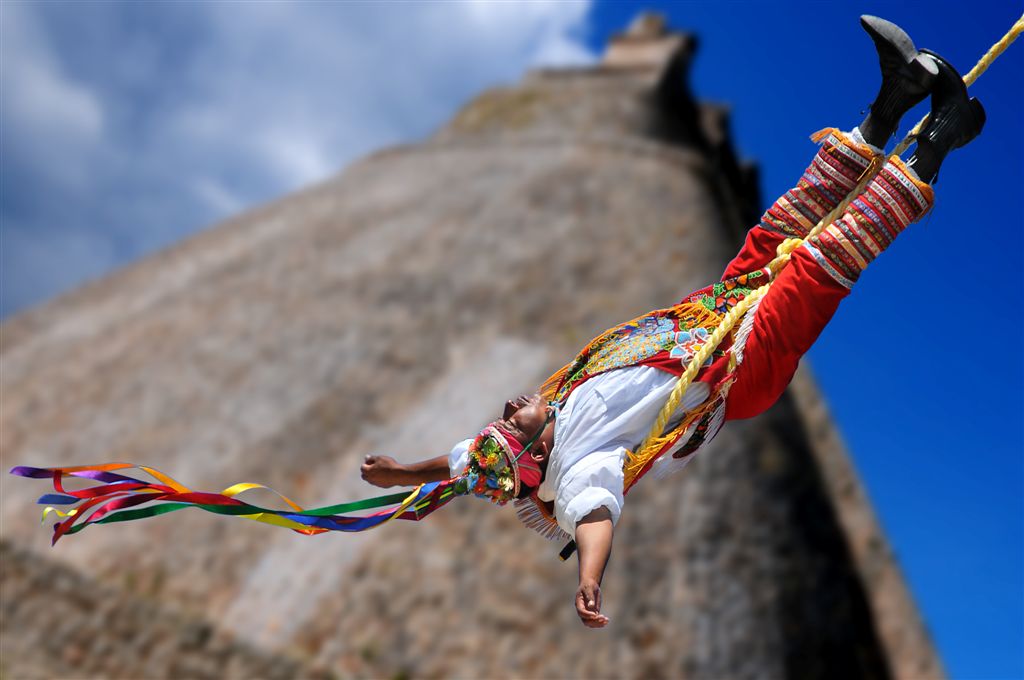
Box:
514;497;571;542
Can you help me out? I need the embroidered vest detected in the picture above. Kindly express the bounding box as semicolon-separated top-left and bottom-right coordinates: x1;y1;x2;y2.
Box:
517;268;769;540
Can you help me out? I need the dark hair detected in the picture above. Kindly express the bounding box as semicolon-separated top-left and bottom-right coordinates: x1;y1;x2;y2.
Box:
515;484;534;500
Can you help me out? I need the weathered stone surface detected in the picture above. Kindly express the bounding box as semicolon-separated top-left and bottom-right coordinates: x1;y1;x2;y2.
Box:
0;15;941;680
0;541;331;680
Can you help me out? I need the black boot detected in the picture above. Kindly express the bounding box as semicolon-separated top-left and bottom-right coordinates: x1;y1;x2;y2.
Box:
858;15;938;149
908;50;986;184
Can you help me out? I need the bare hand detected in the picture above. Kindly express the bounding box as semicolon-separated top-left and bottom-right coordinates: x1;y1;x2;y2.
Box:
360;455;407;488
575;578;609;628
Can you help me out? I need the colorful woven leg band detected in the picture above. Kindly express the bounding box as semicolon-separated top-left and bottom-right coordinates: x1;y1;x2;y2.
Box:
804;157;934;288
758;128;878;239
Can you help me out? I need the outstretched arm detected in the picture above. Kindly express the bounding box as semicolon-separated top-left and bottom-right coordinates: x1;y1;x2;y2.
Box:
575;506;613;628
361;454;450;488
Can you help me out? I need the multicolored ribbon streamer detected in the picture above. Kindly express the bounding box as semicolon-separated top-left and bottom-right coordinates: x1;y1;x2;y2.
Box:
9;463;460;545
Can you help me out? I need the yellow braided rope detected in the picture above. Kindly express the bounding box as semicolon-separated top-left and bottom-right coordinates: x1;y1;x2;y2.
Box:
627;16;1023;482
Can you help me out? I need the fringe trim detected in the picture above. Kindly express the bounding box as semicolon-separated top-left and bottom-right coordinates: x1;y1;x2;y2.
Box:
650;430;698;480
650;450;697;480
811;126;878;164
731;295;763;366
623;395;714;489
538;361;572;404
514;496;571;542
810;127;838;144
650;397;727;481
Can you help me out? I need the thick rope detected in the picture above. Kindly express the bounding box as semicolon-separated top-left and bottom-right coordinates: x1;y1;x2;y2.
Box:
634;16;1024;462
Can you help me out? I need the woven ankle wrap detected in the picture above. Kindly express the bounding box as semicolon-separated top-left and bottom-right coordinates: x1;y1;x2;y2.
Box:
805;157;934;287
759;129;877;240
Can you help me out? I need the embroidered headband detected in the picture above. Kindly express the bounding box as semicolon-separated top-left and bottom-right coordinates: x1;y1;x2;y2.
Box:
454;403;555;504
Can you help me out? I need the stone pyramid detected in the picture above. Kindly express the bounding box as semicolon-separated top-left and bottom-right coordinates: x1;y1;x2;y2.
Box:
0;15;942;680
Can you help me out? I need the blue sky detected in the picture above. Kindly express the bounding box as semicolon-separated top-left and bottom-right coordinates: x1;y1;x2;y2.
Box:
2;2;1021;677
590;4;1022;678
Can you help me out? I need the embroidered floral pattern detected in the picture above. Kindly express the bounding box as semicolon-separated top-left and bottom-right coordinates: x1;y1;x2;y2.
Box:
555;315;675;402
669;327;713;368
584;315;675;375
551;303;728;405
688;270;766;315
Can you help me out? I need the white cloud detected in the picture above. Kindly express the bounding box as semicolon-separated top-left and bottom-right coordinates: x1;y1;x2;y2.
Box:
0;2;596;317
0;3;103;190
191;178;244;217
464;0;593;67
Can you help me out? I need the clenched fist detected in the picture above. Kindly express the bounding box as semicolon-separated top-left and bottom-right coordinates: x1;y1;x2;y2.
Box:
360;455;407;488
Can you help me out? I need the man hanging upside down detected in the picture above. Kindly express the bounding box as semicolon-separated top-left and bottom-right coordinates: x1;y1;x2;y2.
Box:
360;16;986;628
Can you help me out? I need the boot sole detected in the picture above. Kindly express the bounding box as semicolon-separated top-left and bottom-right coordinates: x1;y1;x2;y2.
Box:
861;15;918;62
862;15;938;86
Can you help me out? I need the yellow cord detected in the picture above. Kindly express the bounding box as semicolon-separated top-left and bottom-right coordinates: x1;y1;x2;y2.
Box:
628;16;1024;480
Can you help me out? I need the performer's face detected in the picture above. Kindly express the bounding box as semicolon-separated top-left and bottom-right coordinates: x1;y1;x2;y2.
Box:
499;394;553;463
